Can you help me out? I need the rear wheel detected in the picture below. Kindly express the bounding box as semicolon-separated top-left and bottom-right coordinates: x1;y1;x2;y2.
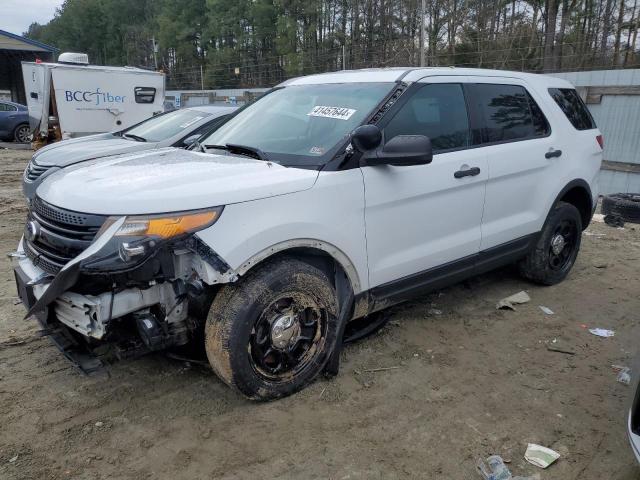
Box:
519;201;582;285
13;124;31;143
205;258;338;400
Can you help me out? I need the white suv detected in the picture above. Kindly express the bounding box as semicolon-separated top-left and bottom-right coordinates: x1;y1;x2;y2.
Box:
12;68;602;400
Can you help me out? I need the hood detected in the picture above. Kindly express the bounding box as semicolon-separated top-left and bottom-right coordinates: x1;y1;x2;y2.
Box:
36;148;319;215
32;134;154;167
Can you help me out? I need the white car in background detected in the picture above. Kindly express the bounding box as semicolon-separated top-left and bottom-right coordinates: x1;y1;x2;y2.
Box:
22;105;237;200
12;67;602;400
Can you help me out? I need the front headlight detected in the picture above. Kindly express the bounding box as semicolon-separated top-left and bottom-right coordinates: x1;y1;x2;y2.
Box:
115;207;222;240
102;208;223;240
84;207;224;272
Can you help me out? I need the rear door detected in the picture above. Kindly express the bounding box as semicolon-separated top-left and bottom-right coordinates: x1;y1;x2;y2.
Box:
465;78;558;251
362;76;488;290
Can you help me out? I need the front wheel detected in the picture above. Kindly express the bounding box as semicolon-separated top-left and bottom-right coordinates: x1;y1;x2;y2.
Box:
519;201;582;285
205;258;338;400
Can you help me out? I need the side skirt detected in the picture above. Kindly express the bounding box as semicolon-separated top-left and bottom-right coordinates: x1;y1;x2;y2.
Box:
360;233;539;315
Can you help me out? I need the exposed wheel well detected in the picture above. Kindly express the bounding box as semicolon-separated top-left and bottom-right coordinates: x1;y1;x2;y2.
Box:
559;185;593;229
261;247;350;288
13;122;29;133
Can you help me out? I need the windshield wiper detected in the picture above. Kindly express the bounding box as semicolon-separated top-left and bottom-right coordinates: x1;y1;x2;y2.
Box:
122;133;147;142
204;143;269;161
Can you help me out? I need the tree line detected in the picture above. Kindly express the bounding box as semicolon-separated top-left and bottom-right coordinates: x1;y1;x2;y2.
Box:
26;0;640;89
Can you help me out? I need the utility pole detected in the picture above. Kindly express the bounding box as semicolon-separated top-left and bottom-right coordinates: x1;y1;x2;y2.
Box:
200;65;204;90
420;0;426;67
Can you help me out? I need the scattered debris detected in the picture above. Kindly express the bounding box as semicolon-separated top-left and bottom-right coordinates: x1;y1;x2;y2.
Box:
591;213;605;223
0;340;26;348
497;291;531;310
524;444;560;469
95;421;104;427
593;262;608;269
612;365;632;385
589;328;615;338
8;455;18;464
477;455;540;480
583;230;606;237
547;345;576;356
539;306;554;315
427;308;442;316
604;214;625;228
362;366;401;373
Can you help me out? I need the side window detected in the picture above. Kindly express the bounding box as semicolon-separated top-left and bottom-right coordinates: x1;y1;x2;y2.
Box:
383;83;470;153
135;87;157;104
0;103;17;112
181;115;230;145
548;88;596;130
471;84;547;143
528;93;550;137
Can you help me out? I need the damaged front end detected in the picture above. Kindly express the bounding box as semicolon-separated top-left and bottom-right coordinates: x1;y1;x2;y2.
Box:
12;197;232;371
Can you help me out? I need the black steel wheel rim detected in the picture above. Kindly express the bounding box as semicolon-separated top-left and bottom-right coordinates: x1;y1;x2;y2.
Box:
249;293;327;381
548;219;578;270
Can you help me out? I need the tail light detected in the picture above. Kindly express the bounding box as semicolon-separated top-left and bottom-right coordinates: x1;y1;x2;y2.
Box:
596;134;604;149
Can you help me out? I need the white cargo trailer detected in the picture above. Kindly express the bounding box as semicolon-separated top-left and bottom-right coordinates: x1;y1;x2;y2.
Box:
22;53;164;146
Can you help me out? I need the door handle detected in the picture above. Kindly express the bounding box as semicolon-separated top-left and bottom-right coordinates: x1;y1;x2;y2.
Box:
454;166;481;178
545;149;562;159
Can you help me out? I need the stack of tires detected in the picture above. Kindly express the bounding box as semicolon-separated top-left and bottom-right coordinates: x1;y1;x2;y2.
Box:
602;193;640;226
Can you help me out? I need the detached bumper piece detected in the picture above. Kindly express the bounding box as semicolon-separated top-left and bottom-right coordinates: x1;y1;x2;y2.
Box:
41;323;104;374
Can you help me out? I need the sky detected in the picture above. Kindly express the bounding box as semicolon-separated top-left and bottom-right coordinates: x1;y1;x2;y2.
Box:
0;0;64;36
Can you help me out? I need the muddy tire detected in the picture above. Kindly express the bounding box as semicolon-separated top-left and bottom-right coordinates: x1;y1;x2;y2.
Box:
519;201;582;285
602;193;640;224
205;258;338;400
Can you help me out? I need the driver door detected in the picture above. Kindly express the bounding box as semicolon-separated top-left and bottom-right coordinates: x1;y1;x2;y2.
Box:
361;77;488;295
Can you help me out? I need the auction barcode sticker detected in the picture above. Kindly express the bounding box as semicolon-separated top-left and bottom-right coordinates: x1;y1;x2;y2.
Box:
308;106;356;120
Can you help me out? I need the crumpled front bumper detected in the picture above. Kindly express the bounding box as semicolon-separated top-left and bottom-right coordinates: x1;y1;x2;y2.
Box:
13;235;189;340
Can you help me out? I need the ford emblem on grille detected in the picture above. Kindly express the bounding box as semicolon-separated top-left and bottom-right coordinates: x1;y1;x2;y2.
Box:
26;221;41;242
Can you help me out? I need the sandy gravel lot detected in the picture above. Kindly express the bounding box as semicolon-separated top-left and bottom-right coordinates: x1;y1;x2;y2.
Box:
0;148;639;479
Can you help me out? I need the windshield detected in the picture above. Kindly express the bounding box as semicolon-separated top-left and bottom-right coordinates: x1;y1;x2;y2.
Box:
200;83;394;166
124;109;210;142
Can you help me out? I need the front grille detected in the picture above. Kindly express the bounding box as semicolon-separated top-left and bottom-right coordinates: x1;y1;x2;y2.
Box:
25;160;51;182
24;197;107;274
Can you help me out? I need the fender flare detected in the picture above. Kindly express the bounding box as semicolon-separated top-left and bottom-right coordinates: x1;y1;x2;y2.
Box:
550;178;594;228
234;238;363;294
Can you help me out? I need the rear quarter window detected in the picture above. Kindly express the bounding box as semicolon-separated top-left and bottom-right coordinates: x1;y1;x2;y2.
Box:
548;88;596;130
468;83;550;144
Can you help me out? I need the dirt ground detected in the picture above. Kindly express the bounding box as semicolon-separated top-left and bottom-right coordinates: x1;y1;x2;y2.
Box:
1;148;639;480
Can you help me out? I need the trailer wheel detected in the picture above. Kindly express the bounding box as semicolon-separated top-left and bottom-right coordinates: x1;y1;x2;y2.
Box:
13;124;31;143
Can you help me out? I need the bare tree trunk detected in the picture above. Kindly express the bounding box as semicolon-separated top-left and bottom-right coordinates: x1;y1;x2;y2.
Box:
613;0;626;64
555;0;572;70
624;0;638;65
543;0;559;71
600;0;615;65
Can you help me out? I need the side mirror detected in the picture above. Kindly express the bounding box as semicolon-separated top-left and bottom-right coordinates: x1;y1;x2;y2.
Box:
351;124;382;152
183;134;200;147
363;134;433;167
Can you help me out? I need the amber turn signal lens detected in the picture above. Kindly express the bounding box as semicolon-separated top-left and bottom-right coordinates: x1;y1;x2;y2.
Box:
112;209;221;239
146;211;219;238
